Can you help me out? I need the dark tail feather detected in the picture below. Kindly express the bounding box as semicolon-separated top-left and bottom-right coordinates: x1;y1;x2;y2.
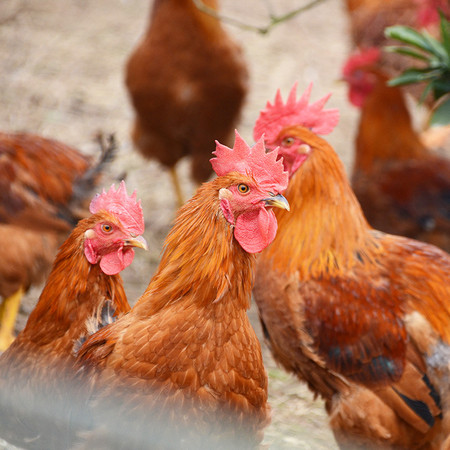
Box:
73;133;118;199
69;133;119;221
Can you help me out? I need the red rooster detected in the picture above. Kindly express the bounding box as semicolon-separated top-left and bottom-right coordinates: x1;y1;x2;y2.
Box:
252;84;450;448
342;48;450;252
0;132;116;351
125;0;248;206
0;181;147;450
75;132;289;449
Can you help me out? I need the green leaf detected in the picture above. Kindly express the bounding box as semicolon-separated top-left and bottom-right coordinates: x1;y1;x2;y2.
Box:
385;17;450;104
440;13;450;58
421;31;449;63
388;68;445;87
429;96;450;126
385;25;436;53
419;83;434;104
430;76;450;100
384;45;430;62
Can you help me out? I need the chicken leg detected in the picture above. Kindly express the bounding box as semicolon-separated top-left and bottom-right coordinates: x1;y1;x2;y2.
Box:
169;166;185;209
0;286;24;351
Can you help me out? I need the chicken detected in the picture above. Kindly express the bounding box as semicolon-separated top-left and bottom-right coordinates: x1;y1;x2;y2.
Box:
0;181;147;450
343;0;450;103
75;132;289;449
0;132;116;351
125;0;248;207
252;84;450;448
342;48;450;252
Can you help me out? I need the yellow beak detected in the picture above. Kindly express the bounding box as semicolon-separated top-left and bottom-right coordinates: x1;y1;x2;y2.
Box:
262;193;290;211
125;235;148;251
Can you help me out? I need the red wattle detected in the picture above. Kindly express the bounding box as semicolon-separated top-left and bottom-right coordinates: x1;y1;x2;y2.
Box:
234;207;277;253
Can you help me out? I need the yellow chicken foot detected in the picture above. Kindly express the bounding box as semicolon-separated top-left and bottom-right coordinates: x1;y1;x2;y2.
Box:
0;286;24;351
169;166;185;209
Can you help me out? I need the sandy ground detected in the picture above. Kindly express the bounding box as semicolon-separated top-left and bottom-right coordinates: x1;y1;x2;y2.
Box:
0;0;361;447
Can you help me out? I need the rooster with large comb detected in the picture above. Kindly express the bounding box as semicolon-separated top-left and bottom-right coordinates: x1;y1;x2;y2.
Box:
0;181;147;450
75;132;289;449
253;83;450;448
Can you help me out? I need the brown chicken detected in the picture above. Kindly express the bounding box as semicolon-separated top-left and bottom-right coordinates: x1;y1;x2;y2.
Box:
343;0;450;103
75;132;289;449
125;0;248;206
252;84;450;448
0;132;117;351
342;48;450;252
0;181;147;450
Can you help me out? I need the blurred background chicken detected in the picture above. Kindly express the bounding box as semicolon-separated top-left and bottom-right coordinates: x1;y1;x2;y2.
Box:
75;133;288;449
0;132;116;351
125;0;249;207
343;0;450;104
342;48;450;252
252;84;450;448
384;12;450;153
0;181;146;450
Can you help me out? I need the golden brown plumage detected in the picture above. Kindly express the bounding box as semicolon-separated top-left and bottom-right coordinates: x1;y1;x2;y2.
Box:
0;132;116;351
253;123;450;448
75;135;289;449
125;0;248;205
0;183;146;449
343;50;450;252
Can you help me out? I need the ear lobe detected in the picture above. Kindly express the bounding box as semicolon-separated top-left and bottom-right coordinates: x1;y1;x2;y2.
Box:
297;144;311;155
84;229;95;239
219;188;232;200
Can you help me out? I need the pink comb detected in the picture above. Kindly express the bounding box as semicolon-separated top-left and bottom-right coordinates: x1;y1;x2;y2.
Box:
89;180;144;235
210;130;288;194
253;82;340;144
342;47;381;78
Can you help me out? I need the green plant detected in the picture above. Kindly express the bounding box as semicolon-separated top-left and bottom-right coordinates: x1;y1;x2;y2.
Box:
385;13;450;125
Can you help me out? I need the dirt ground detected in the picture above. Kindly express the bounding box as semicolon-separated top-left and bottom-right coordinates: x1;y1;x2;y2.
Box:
0;0;360;447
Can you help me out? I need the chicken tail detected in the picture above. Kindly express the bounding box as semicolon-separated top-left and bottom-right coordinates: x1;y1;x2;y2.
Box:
69;133;119;222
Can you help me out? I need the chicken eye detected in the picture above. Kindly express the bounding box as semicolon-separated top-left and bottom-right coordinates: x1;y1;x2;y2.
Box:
237;184;250;194
282;137;295;147
102;224;113;233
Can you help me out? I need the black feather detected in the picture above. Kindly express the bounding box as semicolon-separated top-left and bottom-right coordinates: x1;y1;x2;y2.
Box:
393;387;435;428
422;373;442;416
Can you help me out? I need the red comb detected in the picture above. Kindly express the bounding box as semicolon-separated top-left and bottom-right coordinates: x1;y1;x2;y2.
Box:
415;0;450;27
89;180;144;235
210;130;288;193
342;47;381;78
253;82;340;143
